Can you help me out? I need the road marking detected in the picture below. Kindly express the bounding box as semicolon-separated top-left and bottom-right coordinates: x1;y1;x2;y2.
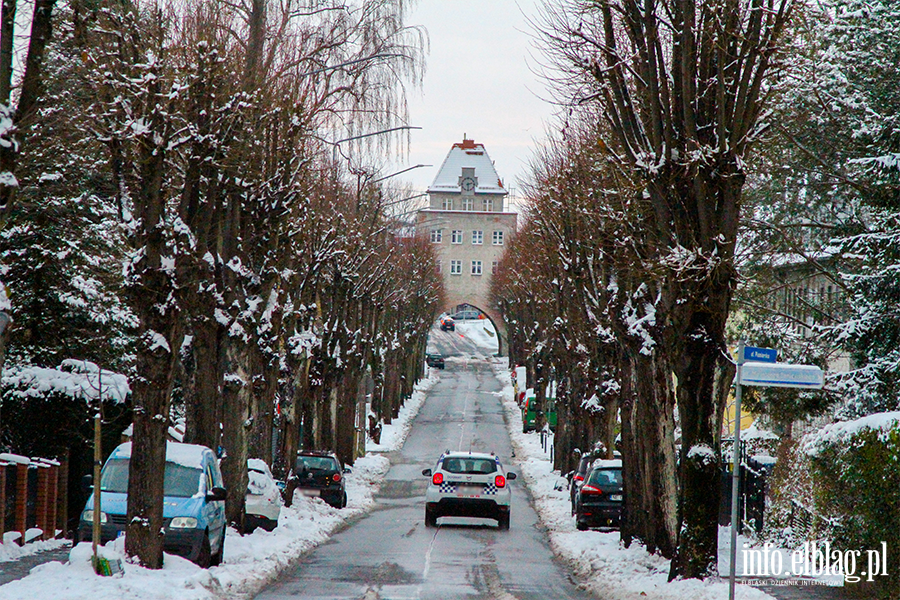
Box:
417;526;439;598
458;375;473;450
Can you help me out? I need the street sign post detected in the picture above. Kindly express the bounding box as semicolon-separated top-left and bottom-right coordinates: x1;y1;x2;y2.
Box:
728;344;824;600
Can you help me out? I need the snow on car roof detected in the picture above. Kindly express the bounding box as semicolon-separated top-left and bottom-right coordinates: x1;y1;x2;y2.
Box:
248;457;272;475
593;459;623;469
113;441;211;469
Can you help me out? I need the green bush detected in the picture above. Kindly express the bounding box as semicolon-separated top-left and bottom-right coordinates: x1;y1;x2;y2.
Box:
806;417;900;598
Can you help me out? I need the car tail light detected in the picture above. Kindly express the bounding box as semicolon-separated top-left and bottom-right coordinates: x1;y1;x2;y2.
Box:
580;484;603;495
333;473;341;483
432;472;443;485
574;474;584;482
495;475;506;488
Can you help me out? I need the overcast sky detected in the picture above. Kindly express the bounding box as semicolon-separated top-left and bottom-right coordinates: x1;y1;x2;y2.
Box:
394;0;557;200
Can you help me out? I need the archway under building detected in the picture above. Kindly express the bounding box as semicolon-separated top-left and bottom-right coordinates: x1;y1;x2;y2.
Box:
443;301;506;357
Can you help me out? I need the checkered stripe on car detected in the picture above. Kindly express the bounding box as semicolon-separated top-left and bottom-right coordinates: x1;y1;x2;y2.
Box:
439;482;457;493
482;483;498;495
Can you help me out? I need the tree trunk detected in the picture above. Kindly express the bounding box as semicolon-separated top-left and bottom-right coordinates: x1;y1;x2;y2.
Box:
621;349;678;558
125;333;179;568
669;317;734;579
221;340;251;529
183;317;223;451
124;101;181;567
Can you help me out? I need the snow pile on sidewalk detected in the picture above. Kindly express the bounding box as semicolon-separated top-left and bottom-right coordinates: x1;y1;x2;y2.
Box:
0;535;69;563
366;367;439;453
491;358;775;600
0;372;438;599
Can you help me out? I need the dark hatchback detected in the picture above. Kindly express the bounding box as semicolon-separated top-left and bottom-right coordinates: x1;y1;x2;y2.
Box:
574;460;623;530
285;451;348;509
426;353;445;369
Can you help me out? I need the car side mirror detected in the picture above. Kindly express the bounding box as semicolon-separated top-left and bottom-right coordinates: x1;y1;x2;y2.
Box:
507;472;517;480
206;486;227;502
81;474;93;492
422;468;432;477
343;467;352;474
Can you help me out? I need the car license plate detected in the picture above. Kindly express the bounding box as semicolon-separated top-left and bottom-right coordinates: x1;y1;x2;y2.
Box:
610;494;623;501
301;489;320;497
458;485;480;496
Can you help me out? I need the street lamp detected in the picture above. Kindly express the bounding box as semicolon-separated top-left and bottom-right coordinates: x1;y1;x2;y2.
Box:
371;164;432;184
298;53;407;79
326;126;422;182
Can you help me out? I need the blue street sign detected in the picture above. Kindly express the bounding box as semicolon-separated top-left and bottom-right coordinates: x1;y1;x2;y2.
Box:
743;346;777;363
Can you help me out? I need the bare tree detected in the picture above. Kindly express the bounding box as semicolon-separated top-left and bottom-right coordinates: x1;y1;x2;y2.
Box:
538;0;794;578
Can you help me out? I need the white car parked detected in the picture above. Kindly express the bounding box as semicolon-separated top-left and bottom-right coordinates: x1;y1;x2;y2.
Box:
246;458;283;532
422;451;516;529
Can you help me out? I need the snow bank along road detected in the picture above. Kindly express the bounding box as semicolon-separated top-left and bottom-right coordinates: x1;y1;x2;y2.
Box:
256;356;593;600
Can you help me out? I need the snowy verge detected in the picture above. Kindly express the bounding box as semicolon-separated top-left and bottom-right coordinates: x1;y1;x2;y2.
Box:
366;367;439;452
0;536;69;563
490;358;776;600
0;371;439;599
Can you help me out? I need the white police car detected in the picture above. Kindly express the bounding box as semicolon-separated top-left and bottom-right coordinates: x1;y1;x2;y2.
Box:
422;451;517;529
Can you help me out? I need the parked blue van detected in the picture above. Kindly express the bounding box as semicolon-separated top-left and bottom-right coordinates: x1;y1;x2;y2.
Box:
77;441;227;567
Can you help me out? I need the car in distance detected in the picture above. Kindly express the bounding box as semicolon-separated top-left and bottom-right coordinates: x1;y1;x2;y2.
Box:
245;458;283;533
78;441;227;567
422;451;516;529
574;459;623;530
439;316;455;331
285;451;349;509
451;309;482;320
426;353;445;369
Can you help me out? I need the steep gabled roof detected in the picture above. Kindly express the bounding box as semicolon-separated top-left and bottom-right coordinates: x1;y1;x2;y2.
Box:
427;138;508;195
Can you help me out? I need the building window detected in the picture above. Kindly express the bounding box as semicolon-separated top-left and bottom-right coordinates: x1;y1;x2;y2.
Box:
451;230;463;244
430;229;442;243
492;260;499;274
483;198;494;211
462;198;474;211
442;197;453;210
492;230;504;245
472;230;483;245
471;260;483;276
436;261;442;273
450;260;462;275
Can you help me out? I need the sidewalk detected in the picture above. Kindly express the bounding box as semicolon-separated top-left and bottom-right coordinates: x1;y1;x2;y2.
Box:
0;542;71;586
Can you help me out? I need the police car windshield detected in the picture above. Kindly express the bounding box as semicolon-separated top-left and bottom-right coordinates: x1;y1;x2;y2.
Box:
442;457;497;475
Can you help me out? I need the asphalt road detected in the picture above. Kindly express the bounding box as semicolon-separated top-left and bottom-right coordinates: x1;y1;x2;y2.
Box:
255;337;594;599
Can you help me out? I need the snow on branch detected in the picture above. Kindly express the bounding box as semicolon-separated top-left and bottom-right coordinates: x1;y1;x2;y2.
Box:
3;360;131;403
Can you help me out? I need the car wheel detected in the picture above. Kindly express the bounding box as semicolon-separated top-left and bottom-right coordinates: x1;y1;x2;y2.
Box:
497;513;510;530
576;520;588;531
210;532;224;566
195;532;212;568
341;492;348;509
425;505;438;527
